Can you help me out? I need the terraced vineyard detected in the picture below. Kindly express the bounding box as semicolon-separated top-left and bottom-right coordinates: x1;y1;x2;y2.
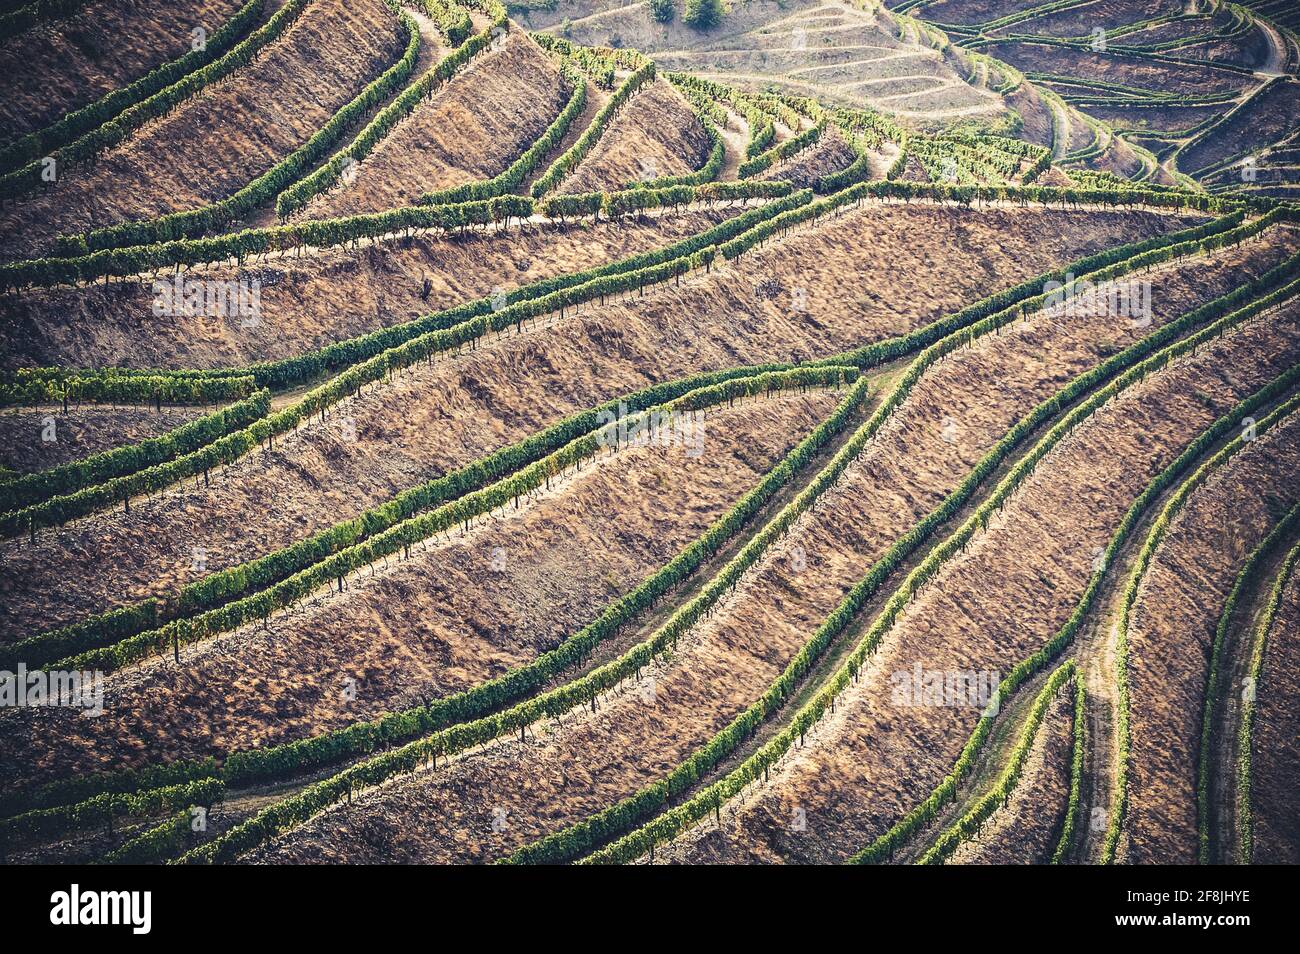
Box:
0;0;1295;881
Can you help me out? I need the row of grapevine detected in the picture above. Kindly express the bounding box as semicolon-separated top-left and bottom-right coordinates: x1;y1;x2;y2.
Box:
0;0;85;40
0;372;258;408
0;167;786;292
178;372;872;864
1104;378;1300;862
0;390;270;516
1051;678;1088;863
940;132;1052;182
273;0;506;218
7;204;1282;829
422;0;471;45
64;0;426;251
538;180;790;221
532;33;621;89
0;0;264;176
528;60;657;197
917;663;1076;865
1195;500;1300;859
581;264;1300;866
0;0;318;204
0;777;223;846
100;790;224;865
2;187;807;418
988;34;1257;76
507;221;1293;864
1235;522;1300;863
49;369;856;678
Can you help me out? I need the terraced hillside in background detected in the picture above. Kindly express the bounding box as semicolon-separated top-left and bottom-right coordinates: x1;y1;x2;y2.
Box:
0;0;1295;867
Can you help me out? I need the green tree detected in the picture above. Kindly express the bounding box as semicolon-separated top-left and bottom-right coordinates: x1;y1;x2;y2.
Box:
649;0;675;22
683;0;722;29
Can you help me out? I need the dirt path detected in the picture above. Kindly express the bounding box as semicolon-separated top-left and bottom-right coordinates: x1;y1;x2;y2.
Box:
716;104;750;182
1047;97;1068;161
1252;13;1290;77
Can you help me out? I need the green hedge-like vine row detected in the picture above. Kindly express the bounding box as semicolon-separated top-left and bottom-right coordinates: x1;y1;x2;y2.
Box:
666;73;777;158
1234;518;1300;864
1;164;1262;294
0;0;317;205
0;390;270;517
529;60;656;197
917;663;1076;865
1103;376;1300;863
580;259;1300;866
178;371;869;864
0;372;258;408
65;0;423;251
532;32;619;88
0;0;85;39
273;0;507;219
1051;677;1088;863
0;0;264;177
1196;490;1300;860
2;187;805;418
0;777;223;845
100;793;223;865
422;0;471;44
